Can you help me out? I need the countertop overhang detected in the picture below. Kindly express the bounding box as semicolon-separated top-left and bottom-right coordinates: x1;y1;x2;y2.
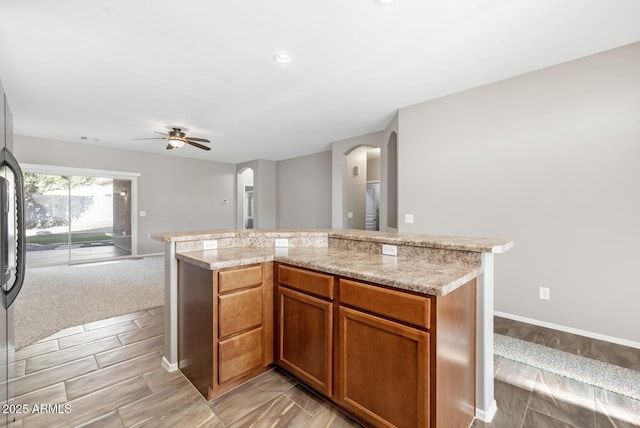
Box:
176;247;482;296
152;228;513;254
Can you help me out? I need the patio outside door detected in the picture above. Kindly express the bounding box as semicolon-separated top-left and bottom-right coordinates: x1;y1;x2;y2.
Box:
24;172;133;267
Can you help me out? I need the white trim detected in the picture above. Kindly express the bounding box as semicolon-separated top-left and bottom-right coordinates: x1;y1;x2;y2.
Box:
21;163;141;179
161;356;178;372
495;311;640;350
475;399;497;423
476;253;495;422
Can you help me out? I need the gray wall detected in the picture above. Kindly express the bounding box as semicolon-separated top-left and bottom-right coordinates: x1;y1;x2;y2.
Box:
398;42;640;343
14;135;237;254
276;151;331;229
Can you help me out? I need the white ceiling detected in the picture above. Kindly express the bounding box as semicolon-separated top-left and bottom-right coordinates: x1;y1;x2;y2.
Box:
1;0;639;164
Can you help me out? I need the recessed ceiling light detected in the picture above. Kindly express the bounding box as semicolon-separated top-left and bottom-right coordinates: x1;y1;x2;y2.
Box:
273;52;292;64
373;0;396;5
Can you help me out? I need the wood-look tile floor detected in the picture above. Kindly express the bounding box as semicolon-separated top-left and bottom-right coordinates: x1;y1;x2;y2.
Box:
7;308;640;427
7;306;362;428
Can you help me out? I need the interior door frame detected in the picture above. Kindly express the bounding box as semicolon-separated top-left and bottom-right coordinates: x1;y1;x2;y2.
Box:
21;164;141;264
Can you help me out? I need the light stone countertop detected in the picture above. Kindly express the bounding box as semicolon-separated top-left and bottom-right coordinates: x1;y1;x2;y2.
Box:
176;247;482;296
152;228;512;254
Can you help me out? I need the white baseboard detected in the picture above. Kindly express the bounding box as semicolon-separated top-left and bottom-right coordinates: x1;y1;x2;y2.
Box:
162;356;178;372
495;311;640;350
476;399;497;423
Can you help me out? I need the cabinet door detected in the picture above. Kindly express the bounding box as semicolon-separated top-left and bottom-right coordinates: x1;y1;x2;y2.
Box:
338;306;430;428
277;286;333;396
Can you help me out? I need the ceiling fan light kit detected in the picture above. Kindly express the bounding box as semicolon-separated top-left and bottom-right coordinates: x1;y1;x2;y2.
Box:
133;127;211;151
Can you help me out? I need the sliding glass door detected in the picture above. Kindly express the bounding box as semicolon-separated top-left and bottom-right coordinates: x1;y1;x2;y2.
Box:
24;170;135;267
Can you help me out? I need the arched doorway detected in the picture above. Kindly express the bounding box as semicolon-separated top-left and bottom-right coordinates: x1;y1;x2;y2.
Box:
237;167;254;229
343;145;381;230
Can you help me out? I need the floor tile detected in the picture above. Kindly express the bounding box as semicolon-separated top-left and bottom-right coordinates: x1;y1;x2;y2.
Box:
209;369;297;425
83;310;153;331
75;410;125;428
472;380;531;428
134;312;164;329
595;388;640;428
142;366;194;394
117;323;164;345
15;340;59;362
284;383;329;417
36;325;85;342
94;335;164;368
307;405;365;427
494;356;539;392
21;376;152;428
227;394;313;427
57;321;139;349
65;352;162;400
25;336;121;374
529;370;596;428
129;397;217;428
12;356;98;397
117;375;203;426
522;408;578;428
8;383;67;423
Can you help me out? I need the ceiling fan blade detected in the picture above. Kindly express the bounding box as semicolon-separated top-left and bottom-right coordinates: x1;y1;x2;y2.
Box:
185;140;211;151
185;137;210;143
132;137;167;140
155;131;170;136
166;144;174;150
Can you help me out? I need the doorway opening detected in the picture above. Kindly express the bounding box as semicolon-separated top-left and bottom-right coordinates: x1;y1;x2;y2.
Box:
344;146;381;230
23;165;139;267
238;168;254;229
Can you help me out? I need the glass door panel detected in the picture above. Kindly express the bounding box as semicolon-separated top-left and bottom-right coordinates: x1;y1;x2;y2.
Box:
24;173;70;267
69;176;131;264
24;173;133;266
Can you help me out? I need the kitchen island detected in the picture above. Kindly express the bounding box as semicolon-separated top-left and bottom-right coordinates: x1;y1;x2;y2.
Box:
151;229;512;426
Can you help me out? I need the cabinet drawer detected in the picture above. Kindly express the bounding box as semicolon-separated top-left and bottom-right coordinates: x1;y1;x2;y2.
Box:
218;327;264;384
339;279;431;329
218;287;263;339
218;265;263;294
277;264;334;300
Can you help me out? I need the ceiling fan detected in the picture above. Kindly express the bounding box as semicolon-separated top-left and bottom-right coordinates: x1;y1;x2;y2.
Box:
133;127;211;151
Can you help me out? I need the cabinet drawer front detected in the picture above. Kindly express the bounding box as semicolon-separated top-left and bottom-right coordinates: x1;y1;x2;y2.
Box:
277;264;334;300
339;279;431;329
218;265;263;294
219;287;263;339
218;327;264;384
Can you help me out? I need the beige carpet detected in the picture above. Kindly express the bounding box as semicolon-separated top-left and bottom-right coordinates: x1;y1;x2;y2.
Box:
14;256;164;349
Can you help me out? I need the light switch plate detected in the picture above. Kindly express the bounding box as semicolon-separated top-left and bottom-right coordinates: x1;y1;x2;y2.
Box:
404;214;414;224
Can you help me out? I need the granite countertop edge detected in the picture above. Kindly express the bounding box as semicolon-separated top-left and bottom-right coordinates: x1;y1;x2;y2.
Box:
176;247;482;297
152;228;513;254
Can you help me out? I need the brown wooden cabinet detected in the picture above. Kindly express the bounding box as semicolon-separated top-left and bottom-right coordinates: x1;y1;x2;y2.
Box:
338;306;430;428
275;264;476;428
337;278;432;427
276;264;335;397
178;261;274;400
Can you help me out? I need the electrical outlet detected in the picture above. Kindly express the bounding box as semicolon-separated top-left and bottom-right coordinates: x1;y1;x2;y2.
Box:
539;287;550;300
203;240;218;250
382;244;398;256
275;238;289;248
404;214;414;224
